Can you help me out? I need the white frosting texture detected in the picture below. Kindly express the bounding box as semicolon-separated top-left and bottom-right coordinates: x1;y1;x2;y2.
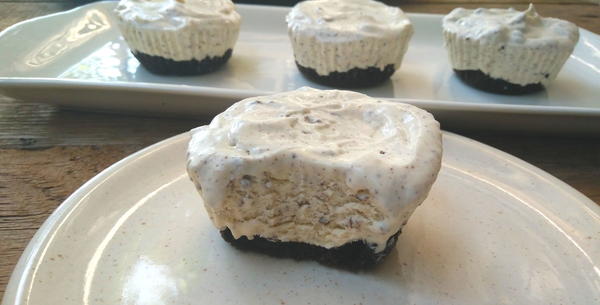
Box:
286;0;413;75
443;4;579;86
187;87;442;251
115;0;240;60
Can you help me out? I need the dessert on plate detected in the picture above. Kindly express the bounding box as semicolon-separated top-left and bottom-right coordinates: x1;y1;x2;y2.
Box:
186;87;442;270
114;0;241;75
442;4;579;94
286;0;413;88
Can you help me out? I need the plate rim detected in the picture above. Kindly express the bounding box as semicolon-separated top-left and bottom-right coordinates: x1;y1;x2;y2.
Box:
2;131;599;305
0;1;599;117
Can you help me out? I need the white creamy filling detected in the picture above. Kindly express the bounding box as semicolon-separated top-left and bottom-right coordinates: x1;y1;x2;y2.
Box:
286;0;413;75
115;0;240;60
443;4;579;85
187;87;442;252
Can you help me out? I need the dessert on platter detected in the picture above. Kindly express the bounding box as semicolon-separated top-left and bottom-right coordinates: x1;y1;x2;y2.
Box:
114;0;240;75
186;87;442;269
286;0;413;88
443;4;579;94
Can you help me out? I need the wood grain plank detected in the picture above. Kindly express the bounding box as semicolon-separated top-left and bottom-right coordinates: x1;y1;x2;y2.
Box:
0;97;204;149
0;2;79;31
464;132;600;202
0;145;142;299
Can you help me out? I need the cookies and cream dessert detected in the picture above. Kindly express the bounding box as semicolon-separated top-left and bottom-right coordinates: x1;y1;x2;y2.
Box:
115;0;240;75
186;87;442;269
443;4;579;94
286;0;413;88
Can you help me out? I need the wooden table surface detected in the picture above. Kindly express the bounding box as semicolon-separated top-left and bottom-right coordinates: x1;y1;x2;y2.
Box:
1;0;599;300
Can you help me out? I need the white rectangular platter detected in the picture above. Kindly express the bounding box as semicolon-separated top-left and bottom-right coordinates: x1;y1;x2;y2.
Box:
0;2;599;132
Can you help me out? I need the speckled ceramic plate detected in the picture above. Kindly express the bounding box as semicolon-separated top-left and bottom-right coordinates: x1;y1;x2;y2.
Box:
3;132;599;305
0;2;600;132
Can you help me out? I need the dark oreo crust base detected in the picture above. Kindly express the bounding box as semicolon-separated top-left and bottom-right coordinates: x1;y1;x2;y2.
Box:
132;49;233;76
220;228;400;270
296;62;395;88
454;69;544;95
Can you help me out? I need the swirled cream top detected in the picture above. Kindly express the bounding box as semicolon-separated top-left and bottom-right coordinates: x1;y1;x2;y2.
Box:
443;4;578;46
115;0;240;30
286;0;412;42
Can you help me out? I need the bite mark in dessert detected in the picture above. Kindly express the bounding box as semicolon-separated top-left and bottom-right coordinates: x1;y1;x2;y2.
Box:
286;0;413;87
186;87;442;270
443;4;579;94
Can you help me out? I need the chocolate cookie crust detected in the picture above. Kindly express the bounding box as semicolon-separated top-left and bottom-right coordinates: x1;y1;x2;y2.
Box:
296;62;395;88
132;49;233;76
454;69;544;95
220;228;401;270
